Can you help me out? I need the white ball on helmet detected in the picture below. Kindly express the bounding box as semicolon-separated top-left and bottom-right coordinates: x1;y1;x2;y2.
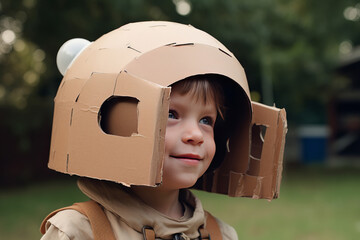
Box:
56;38;91;76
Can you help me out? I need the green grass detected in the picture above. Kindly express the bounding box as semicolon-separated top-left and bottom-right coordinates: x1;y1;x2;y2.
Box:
196;166;360;240
1;166;359;240
0;178;88;240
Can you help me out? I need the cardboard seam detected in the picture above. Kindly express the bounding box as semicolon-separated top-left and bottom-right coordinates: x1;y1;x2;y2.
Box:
58;80;66;92
66;154;69;172
127;46;142;53
70;108;74;126
218;48;232;58
174;43;194;47
112;71;121;95
68;76;94;104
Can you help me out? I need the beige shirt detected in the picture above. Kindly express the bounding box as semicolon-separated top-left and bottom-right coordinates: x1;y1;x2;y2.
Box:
41;178;238;240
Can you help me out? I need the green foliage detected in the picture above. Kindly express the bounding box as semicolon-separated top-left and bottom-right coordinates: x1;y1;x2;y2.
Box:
1;0;359;123
1;0;360;181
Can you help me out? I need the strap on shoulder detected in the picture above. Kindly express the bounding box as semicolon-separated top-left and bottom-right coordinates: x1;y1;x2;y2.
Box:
40;200;116;240
40;204;84;234
142;226;156;240
201;210;223;240
41;202;222;240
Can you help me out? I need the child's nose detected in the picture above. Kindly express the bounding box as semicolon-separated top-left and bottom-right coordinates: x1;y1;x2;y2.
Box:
181;121;204;145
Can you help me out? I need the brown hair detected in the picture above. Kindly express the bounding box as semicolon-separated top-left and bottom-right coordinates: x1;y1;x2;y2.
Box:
170;75;225;120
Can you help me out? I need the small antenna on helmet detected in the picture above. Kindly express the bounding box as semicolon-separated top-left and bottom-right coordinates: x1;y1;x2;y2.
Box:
56;38;91;76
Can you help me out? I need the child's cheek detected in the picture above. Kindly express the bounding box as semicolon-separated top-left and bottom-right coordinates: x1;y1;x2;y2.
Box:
166;120;175;127
206;136;216;161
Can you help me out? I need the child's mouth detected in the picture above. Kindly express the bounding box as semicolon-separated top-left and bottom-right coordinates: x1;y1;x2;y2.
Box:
171;154;201;160
170;154;202;165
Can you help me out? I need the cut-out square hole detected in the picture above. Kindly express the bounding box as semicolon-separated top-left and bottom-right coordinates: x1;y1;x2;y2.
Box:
98;96;139;137
250;124;267;161
247;124;267;176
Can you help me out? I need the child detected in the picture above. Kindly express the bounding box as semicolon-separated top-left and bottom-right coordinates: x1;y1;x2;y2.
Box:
40;21;286;240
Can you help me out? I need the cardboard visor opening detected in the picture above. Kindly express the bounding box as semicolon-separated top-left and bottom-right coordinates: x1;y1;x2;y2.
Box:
99;96;139;137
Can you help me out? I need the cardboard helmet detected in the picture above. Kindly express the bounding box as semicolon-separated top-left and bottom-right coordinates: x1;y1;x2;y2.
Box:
49;21;287;200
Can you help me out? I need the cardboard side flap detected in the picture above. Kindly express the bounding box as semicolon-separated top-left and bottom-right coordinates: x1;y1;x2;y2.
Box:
193;102;286;200
152;86;171;184
219;102;286;199
248;102;287;199
50;71;170;186
274;108;287;197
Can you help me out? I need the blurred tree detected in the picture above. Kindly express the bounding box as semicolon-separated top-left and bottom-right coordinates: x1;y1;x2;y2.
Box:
0;0;359;183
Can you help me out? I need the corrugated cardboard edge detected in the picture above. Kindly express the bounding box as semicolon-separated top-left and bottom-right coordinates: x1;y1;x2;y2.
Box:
273;108;287;198
250;102;287;200
151;86;171;185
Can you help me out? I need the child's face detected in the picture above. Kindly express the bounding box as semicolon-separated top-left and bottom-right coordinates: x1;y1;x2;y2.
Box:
160;86;217;190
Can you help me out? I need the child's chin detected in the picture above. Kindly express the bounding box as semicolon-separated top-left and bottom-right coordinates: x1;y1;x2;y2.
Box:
161;179;197;190
176;179;198;190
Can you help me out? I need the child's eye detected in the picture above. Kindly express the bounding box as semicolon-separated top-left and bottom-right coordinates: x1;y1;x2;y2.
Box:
199;117;214;126
168;110;178;119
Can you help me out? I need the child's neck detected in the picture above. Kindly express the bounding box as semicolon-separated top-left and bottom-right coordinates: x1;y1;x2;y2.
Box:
130;186;184;219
